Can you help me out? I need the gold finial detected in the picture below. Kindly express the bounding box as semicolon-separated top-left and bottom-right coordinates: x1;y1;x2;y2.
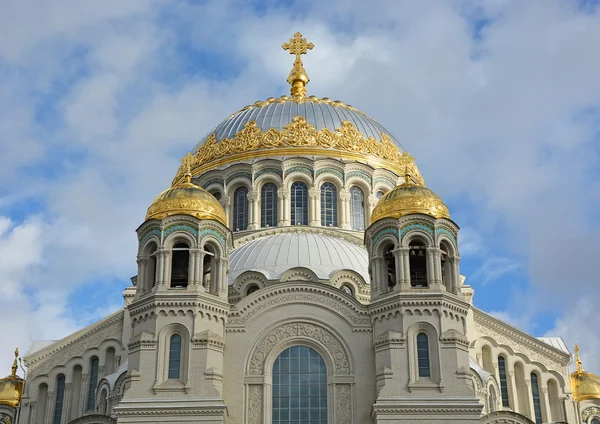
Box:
403;166;412;185
575;344;583;374
282;32;314;98
181;152;193;184
10;347;18;378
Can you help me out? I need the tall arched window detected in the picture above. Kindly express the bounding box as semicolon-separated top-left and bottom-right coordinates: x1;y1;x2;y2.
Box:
592;419;600;424
87;357;99;411
291;181;308;226
409;240;428;287
261;183;278;228
147;243;158;290
498;356;510;408
349;186;365;230
383;244;396;289
272;346;327;424
488;385;497;413
320;182;338;227
171;242;189;288
53;374;66;424
416;333;431;378
36;383;48;423
233;186;249;231
168;334;182;379
99;389;108;415
531;373;543;424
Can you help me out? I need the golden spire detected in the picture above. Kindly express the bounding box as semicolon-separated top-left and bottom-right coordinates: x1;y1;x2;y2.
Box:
282;32;314;98
181;152;193;185
575;344;583;374
10;348;18;379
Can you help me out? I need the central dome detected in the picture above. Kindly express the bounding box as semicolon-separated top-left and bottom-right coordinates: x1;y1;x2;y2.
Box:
193;96;404;152
228;232;369;284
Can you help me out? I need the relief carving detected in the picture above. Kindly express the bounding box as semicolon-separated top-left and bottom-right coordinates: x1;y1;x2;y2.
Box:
247;385;262;424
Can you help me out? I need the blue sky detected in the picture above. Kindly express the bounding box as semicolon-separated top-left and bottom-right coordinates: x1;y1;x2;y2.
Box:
1;0;600;373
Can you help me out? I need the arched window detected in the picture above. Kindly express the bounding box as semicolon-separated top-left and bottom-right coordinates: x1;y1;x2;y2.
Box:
291;181;308;226
246;284;259;296
168;334;182;379
36;383;48;423
320;182;338;227
261;183;278;228
409;240;428;287
349;186;365;230
531;373;543;424
105;347;116;375
70;365;83;419
440;244;450;288
171;242;189;288
53;374;66;424
488;385;497;413
416;333;431;378
272;346;327;424
202;245;217;292
233;186;249;231
87;357;99;411
147;243;158;289
498;356;510;408
547;379;562;421
592;419;600;424
341;284;353;296
99;389;108;415
383;244;396;289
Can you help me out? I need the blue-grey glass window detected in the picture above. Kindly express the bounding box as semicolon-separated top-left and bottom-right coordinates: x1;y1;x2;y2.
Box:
376;190;385;199
87;357;99;411
291;181;308;225
320;182;337;227
233;186;249;231
272;346;327;424
592;419;600;424
349;186;365;230
53;375;65;424
261;183;278;227
531;373;543;424
498;356;510;408
168;334;182;379
417;333;431;378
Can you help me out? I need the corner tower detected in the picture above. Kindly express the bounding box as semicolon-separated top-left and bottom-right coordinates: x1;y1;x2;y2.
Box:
366;173;483;423
116;154;232;424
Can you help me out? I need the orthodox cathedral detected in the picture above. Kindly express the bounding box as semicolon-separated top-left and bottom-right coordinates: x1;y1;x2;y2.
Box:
2;32;600;424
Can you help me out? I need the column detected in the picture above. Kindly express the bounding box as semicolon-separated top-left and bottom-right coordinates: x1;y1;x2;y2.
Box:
402;248;411;288
339;189;351;229
248;190;259;230
367;193;378;223
392;248;402;288
371;257;382;295
28;401;36;424
525;378;535;421
45;391;54;424
541;385;550;423
189;249;200;286
219;258;229;295
452;256;461;294
277;189;289;226
508;369;519;413
162;250;171;287
136;256;147;293
79;374;88;416
220;195;231;227
61;383;71;424
309;186;319;226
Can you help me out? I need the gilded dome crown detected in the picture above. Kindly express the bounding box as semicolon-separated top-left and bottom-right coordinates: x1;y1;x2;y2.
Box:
571;345;600;402
0;349;24;408
370;175;450;223
146;154;227;225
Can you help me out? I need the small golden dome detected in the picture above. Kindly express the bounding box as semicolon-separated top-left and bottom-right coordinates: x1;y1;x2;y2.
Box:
370;175;450;224
571;344;600;402
0;349;24;408
146;153;227;225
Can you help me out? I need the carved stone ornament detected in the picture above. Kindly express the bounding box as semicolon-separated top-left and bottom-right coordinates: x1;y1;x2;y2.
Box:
247;385;262;424
336;384;352;424
248;322;350;375
172;115;423;185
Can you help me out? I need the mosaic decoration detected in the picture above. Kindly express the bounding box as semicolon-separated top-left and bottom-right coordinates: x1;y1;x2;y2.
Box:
315;167;344;182
436;226;457;243
164;224;199;238
373;227;399;245
400;222;434;238
199;228;226;246
284;166;313;178
226;172;252;185
255;168;283;179
346;170;372;185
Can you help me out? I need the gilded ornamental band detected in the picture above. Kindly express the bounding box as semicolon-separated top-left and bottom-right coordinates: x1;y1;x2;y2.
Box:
172;116;424;186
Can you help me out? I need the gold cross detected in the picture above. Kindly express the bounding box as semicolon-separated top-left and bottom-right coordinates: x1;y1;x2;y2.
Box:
282;32;314;60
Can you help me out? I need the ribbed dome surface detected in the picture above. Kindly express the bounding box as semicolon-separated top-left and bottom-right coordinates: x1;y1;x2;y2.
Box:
229;232;369;285
193;97;404;152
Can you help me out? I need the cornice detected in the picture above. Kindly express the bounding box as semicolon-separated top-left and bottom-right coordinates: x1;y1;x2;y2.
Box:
24;310;124;367
473;308;570;365
369;291;470;320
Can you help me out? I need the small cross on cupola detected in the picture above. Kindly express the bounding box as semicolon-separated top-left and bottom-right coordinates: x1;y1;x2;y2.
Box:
282;32;314;98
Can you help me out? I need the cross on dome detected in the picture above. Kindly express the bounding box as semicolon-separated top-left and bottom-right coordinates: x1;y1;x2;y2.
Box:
282;32;314;98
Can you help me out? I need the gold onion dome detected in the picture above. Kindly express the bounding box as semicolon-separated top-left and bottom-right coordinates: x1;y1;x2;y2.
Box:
370;175;450;224
146;153;227;225
571;345;600;402
0;348;24;408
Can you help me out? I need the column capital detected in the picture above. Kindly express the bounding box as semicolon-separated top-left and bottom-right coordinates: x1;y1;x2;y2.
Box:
247;190;259;202
277;188;289;199
308;187;319;199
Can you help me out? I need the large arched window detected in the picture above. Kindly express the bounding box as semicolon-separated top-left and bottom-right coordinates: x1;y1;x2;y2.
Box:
383;243;396;289
233;186;249;231
171;242;190;288
168;334;182;379
531;373;543;424
498;356;510;408
272;346;327;424
87;357;99;411
261;183;278;228
349;186;365;230
320;182;337;227
416;333;431;378
291;181;308;226
53;374;66;424
592;419;600;424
